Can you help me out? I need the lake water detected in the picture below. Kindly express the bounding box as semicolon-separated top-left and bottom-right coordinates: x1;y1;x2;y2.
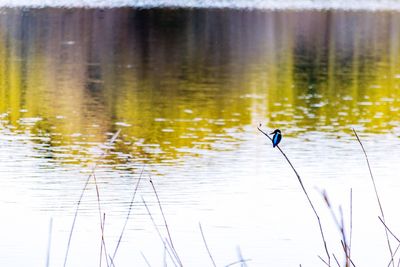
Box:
1;8;400;267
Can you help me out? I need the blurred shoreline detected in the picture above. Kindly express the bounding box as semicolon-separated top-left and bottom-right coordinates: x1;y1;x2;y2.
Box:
0;0;400;11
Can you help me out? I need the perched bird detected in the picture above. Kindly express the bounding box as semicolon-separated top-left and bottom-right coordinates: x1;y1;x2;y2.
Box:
270;129;282;147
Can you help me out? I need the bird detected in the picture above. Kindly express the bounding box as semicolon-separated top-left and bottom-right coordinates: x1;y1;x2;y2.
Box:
270;129;282;147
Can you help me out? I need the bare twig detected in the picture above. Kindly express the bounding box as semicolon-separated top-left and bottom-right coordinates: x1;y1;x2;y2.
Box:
199;223;217;267
353;128;394;266
258;125;330;265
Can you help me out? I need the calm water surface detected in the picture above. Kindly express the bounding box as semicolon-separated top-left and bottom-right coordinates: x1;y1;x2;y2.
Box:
1;8;400;266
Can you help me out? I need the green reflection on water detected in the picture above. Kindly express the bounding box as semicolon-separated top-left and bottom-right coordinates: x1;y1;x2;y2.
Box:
0;9;399;164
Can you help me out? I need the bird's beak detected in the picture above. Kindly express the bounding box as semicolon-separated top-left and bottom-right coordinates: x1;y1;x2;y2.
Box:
269;131;274;135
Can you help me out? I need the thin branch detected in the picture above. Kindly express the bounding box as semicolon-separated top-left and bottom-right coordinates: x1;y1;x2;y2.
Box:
353;128;394;266
199;223;217;267
258;125;330;265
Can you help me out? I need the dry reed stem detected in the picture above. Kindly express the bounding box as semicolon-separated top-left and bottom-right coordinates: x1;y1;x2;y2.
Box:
340;241;356;267
224;258;252;266
111;167;144;262
163;242;168;267
388;244;400;267
142;197;179;267
333;254;341;267
199;223;217;267
109;255;115;267
257;125;331;265
46;218;53;267
63;171;92;267
339;207;350;267
322;189;353;267
318;255;330;266
379;217;400;243
149;177;183;266
63;129;121;267
93;173;110;267
352;128;394;266
141;251;152;267
99;213;106;267
349;189;353;262
236;246;248;267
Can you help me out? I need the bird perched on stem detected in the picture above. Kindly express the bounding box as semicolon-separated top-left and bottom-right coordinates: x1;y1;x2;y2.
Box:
270;129;282;147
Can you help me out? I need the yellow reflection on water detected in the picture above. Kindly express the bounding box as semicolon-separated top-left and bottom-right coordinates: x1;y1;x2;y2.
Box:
0;9;399;164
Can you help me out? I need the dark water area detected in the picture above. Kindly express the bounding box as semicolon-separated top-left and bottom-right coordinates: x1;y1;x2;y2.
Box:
1;8;399;164
0;8;400;266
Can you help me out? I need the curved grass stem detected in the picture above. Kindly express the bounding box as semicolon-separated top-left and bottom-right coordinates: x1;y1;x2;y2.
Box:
353;129;394;267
